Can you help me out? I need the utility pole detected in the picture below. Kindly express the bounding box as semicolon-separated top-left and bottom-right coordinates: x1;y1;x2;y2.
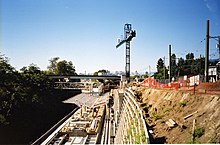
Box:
149;65;151;77
169;45;172;82
218;38;220;61
218;37;220;81
205;20;210;82
204;20;220;82
116;24;136;83
163;56;166;79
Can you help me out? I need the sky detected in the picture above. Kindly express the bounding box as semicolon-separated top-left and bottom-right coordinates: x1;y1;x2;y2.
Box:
1;0;220;74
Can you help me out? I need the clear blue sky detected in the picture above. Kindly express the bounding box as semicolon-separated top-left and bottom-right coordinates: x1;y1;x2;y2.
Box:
1;0;220;74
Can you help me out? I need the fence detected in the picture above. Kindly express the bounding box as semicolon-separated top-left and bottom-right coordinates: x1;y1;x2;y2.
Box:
140;77;179;90
140;75;207;90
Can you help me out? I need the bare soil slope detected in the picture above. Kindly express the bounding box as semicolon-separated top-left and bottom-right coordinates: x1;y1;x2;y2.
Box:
196;80;220;92
135;87;220;143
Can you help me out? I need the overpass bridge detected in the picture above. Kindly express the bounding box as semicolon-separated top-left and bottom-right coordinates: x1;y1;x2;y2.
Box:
53;81;103;92
48;75;121;80
49;75;121;91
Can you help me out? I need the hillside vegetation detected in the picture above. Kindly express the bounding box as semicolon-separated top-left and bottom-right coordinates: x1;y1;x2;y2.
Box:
0;54;80;144
134;87;220;143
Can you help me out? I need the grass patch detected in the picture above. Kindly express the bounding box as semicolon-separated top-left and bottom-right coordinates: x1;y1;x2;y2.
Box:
209;134;217;143
140;129;146;143
134;134;141;144
163;108;172;113
127;128;132;136
186;138;201;144
194;127;205;138
0;114;9;125
134;129;147;144
151;113;163;121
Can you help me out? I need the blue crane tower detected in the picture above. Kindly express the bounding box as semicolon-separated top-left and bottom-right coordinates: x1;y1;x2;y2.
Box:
116;24;136;83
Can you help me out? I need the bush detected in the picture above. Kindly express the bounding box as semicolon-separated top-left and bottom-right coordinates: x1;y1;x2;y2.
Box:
194;127;205;138
151;113;162;121
179;100;187;107
0;114;8;125
209;135;216;143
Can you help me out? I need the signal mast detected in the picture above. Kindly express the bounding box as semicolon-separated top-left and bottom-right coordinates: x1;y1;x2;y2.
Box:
116;24;136;82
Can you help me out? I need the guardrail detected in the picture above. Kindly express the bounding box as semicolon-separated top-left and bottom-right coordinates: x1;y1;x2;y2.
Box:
114;88;150;144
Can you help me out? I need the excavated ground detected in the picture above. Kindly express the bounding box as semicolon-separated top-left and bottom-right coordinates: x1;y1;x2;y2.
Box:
132;82;220;144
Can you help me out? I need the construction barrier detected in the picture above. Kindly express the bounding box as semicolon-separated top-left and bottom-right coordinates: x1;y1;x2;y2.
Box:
140;77;180;90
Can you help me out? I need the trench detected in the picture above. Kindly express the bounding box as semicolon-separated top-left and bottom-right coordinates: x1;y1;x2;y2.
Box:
0;89;81;144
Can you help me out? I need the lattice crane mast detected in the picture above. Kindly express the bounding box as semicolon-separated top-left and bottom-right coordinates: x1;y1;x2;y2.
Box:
116;24;136;82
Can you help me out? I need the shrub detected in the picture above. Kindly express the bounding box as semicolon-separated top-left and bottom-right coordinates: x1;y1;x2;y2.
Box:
163;108;172;113
179;100;187;107
209;135;216;143
194;127;205;138
0;114;9;125
151;113;162;121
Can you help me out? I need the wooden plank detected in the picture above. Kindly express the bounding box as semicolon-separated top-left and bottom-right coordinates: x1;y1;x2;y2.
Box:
184;111;198;120
169;119;176;125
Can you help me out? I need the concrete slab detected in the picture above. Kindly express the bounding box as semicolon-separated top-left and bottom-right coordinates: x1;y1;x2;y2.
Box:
63;93;98;107
63;93;108;108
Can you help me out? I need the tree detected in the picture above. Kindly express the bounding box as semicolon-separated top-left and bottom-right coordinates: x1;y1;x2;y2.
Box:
47;57;77;75
171;54;177;79
93;69;109;76
194;56;205;75
20;63;41;74
176;53;206;77
0;54;22;124
154;58;168;79
57;60;76;75
0;53;53;125
156;58;164;72
155;52;206;80
186;53;194;61
177;57;185;76
47;57;59;74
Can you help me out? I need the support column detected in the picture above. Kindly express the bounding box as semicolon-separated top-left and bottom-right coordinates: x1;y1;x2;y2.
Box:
126;42;130;82
124;24;132;83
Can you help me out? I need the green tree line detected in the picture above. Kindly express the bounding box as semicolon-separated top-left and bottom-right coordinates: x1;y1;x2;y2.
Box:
154;53;208;80
0;54;77;125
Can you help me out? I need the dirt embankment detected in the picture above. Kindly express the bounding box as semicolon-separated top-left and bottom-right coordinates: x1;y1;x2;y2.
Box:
134;87;220;144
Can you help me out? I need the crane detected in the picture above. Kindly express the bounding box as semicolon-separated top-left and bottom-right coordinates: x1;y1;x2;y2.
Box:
116;24;136;83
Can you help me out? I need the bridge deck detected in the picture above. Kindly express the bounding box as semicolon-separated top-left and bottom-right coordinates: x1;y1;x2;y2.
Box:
48;75;121;80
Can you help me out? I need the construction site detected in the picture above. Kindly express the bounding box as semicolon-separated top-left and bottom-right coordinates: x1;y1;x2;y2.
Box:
34;21;220;144
2;2;220;143
127;78;220;144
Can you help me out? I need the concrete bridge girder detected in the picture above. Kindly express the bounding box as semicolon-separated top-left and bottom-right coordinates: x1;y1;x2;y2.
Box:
48;75;121;80
54;82;100;90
